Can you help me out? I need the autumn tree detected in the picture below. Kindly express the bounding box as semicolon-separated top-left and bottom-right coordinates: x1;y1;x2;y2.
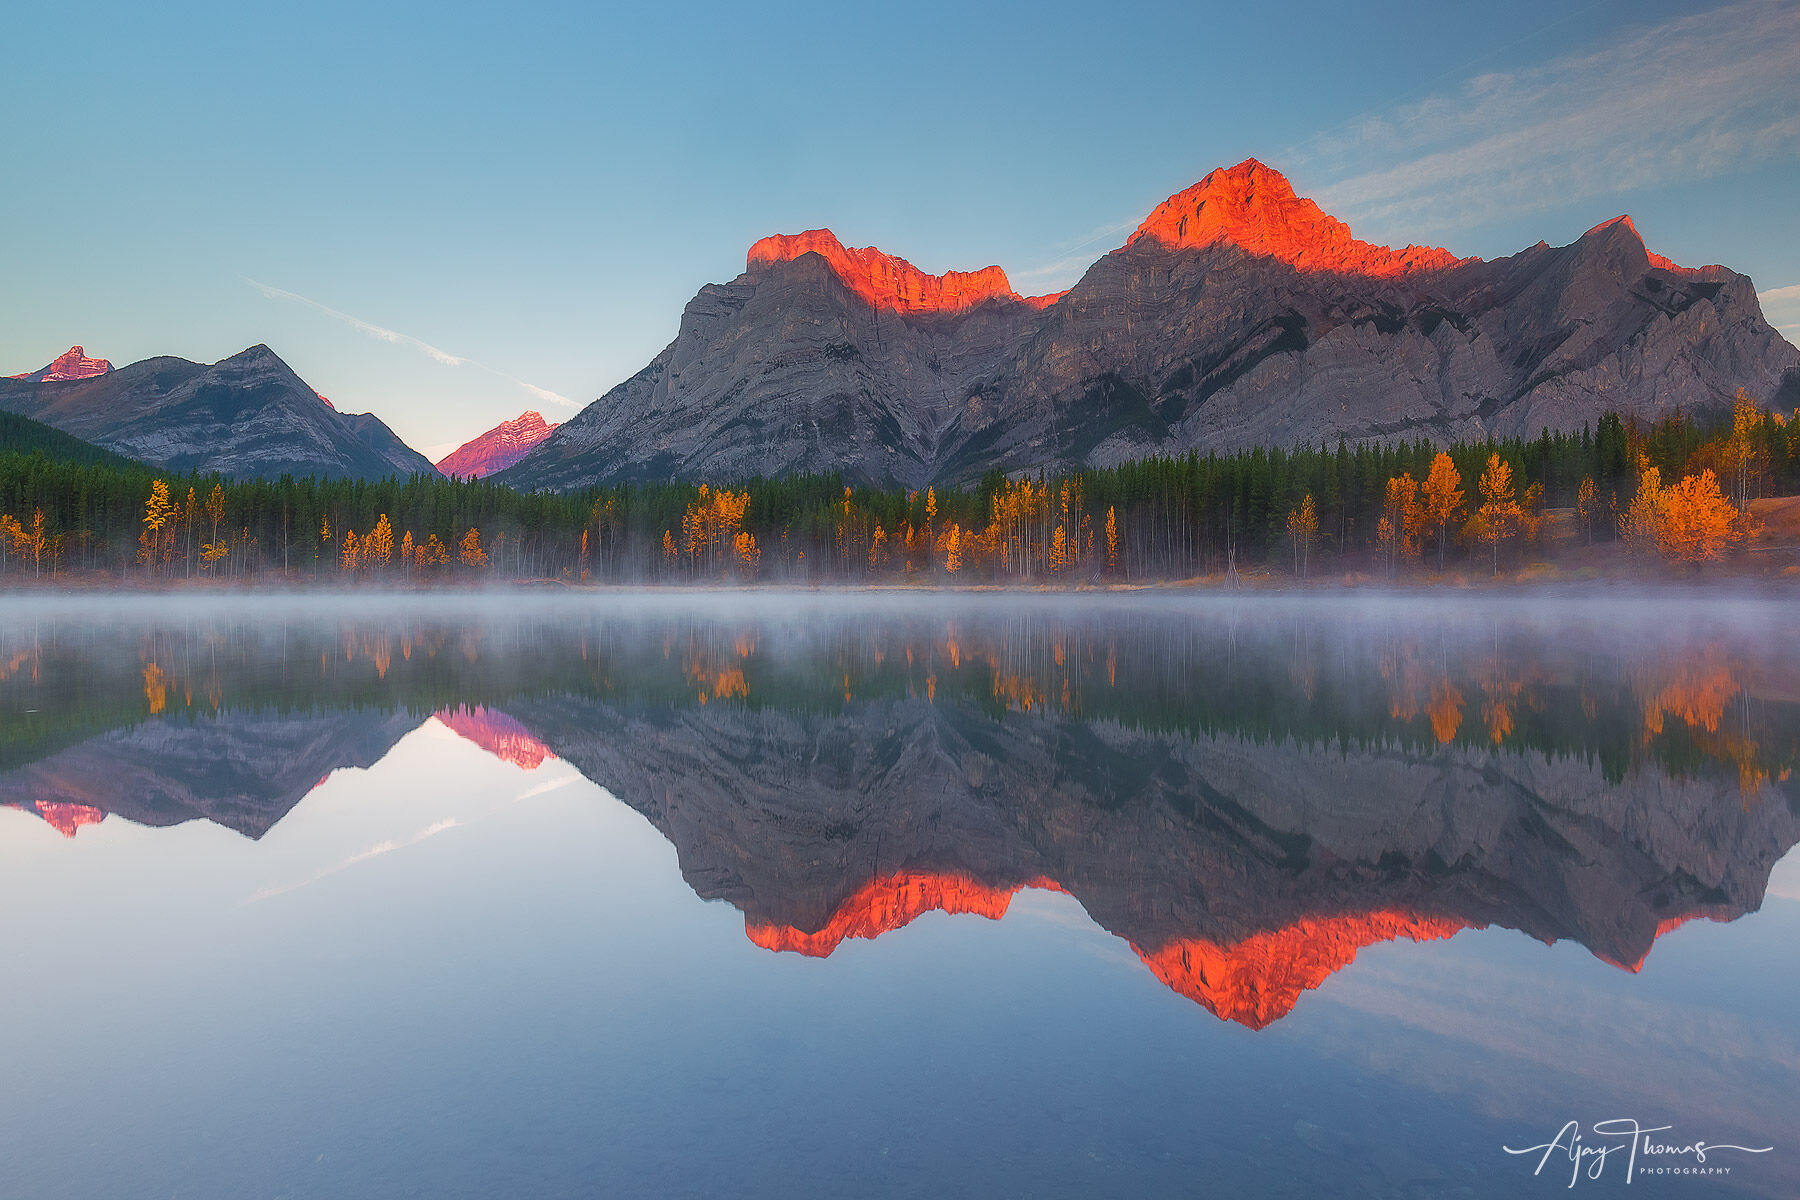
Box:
1419;452;1464;569
1285;493;1319;578
458;527;488;569
140;480;174;571
1382;473;1422;565
365;515;395;568
1575;477;1599;545
1657;469;1739;564
1469;453;1522;575
1105;506;1119;576
733;530;760;578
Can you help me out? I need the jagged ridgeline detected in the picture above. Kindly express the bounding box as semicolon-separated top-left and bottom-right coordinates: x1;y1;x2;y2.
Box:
498;160;1799;491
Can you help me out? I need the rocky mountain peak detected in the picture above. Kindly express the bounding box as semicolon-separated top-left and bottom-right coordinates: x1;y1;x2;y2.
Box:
746;228;1060;314
1579;214;1727;279
435;410;561;479
1125;158;1472;277
7;345;114;382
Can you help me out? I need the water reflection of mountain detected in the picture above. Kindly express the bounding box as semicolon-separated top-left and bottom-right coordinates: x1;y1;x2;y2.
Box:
3;605;1797;1026
510;694;1798;1027
0;711;419;838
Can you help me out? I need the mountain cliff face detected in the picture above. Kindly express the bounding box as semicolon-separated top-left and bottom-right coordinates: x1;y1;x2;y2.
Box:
7;345;113;382
0;344;436;481
435;411;559;478
501;159;1799;489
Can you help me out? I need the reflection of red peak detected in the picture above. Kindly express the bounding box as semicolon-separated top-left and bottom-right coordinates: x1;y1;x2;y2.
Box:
435;411;560;479
746;871;1054;956
8;345;113;382
747;229;1062;315
435;705;552;770
1134;910;1471;1029
7;801;107;838
1126;159;1470;278
1600;911;1733;974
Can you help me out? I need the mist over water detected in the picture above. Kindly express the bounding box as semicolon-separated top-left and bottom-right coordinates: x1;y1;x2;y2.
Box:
1;590;1796;1198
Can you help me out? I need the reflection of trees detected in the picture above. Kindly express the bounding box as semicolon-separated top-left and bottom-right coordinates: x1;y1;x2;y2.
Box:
3;607;1798;792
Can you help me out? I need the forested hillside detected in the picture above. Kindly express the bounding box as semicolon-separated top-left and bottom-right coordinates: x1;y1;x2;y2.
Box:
0;399;1792;583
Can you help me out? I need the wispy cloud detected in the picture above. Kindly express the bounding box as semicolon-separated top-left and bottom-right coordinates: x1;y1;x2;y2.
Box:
1299;0;1800;239
242;817;463;904
245;278;578;408
1760;283;1800;336
1016;219;1137;290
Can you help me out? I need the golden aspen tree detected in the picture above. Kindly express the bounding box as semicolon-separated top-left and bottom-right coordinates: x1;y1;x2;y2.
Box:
1657;469;1738;563
1375;515;1399;575
1576;477;1598;545
205;483;225;549
733;530;760;577
341;530;360;571
1620;467;1664;553
366;515;394;567
1105;506;1118;575
1420;453;1464;569
1473;453;1522;575
458;527;487;569
1384;473;1422;560
1285;493;1319;578
141;480;173;569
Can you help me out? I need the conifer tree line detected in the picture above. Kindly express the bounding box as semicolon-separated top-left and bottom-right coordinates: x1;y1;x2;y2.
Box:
0;396;1793;582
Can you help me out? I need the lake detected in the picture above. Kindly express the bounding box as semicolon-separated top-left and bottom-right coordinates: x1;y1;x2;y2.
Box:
1;591;1796;1199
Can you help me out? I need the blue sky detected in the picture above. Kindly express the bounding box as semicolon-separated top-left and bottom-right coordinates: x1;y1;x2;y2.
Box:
4;0;1797;458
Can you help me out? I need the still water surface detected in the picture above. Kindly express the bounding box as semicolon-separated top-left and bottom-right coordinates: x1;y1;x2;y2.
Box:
1;591;1796;1199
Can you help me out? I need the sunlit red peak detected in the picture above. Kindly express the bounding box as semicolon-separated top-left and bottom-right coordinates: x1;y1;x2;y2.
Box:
316;391;336;410
745;870;1058;957
747;229;1062;315
434;411;560;479
1125;159;1470;278
8;345;113;382
435;704;553;770
1134;909;1472;1030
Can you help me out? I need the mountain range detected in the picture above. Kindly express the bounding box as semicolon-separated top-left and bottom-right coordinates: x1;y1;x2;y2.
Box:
500;159;1800;490
0;344;435;481
8;160;1795;491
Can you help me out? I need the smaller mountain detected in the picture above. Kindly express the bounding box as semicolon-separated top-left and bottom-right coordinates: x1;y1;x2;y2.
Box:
0;411;142;469
7;346;113;382
0;344;437;481
435;410;559;478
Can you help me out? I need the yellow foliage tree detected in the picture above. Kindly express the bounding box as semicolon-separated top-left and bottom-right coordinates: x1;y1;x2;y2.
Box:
1285;493;1319;578
458;527;487;569
1420;453;1464;569
366;514;394;567
141;480;174;569
1470;453;1522;575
